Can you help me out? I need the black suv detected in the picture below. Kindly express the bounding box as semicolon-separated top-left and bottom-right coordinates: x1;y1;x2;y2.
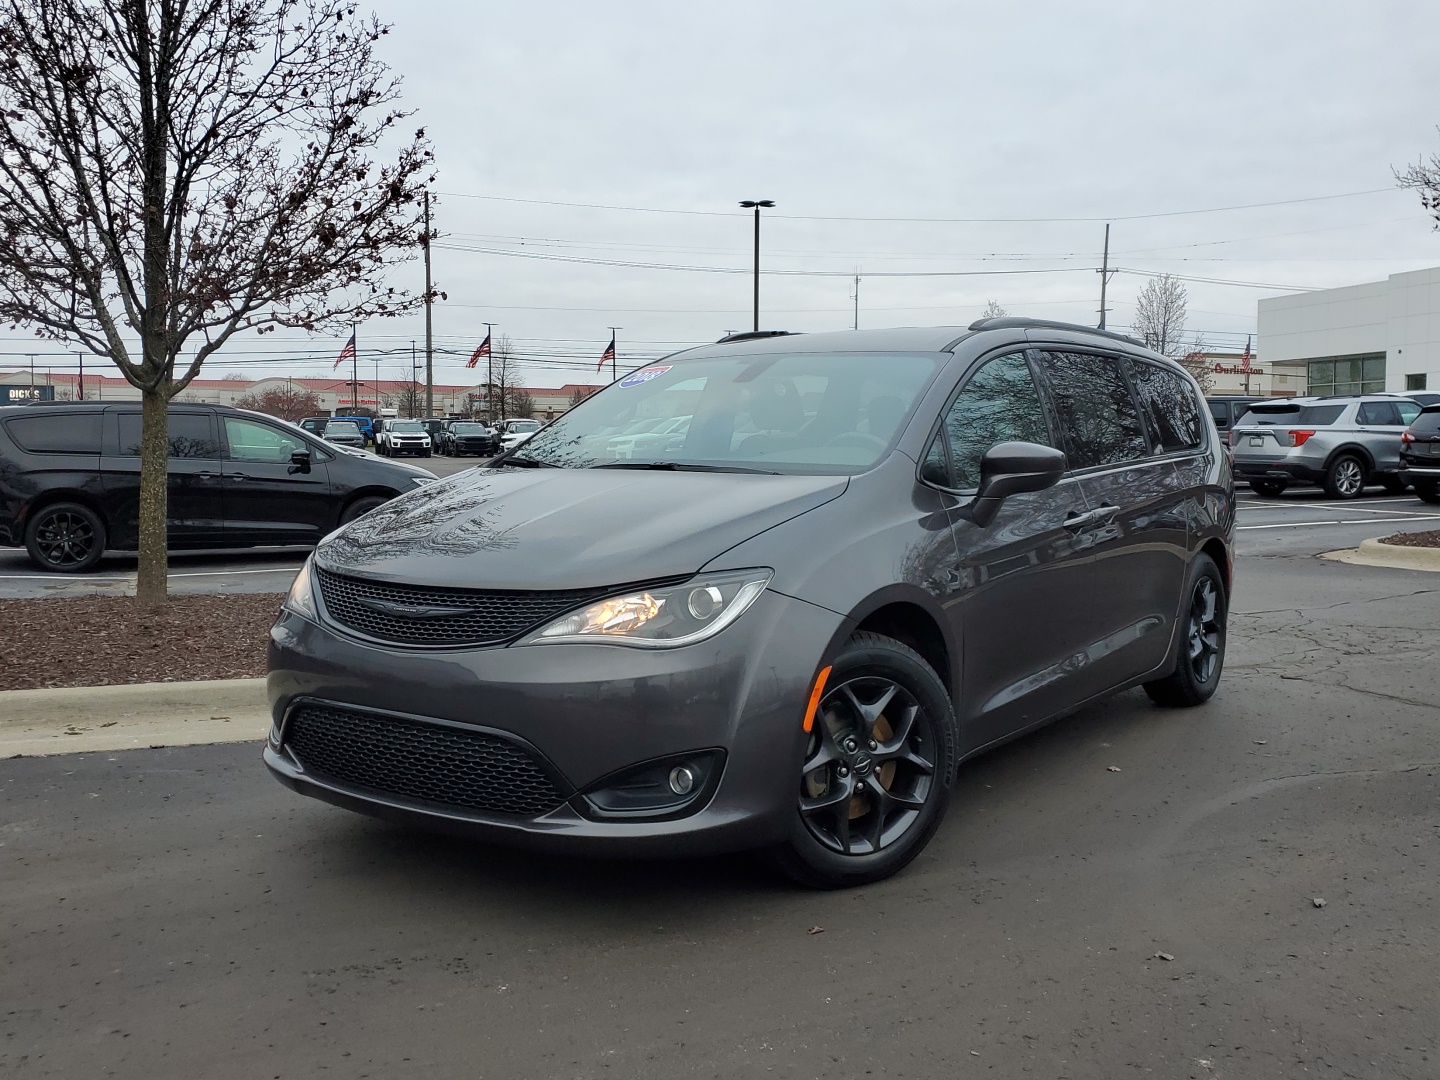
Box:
1400;404;1440;503
0;402;437;572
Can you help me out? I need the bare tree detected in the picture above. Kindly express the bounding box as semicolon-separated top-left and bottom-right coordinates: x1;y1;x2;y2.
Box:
490;334;524;423
508;388;535;420
395;375;422;419
1397;133;1440;227
0;0;432;601
1131;274;1190;358
981;300;1008;319
234;383;324;423
567;386;594;411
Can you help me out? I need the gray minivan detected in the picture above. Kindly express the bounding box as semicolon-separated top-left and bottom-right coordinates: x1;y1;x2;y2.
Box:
265;320;1234;887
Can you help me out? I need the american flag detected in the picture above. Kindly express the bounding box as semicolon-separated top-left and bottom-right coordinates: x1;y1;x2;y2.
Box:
1241;335;1252;362
597;333;616;372
466;333;492;369
332;332;356;370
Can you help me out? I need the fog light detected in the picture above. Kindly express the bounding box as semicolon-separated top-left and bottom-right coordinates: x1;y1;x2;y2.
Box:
668;765;697;795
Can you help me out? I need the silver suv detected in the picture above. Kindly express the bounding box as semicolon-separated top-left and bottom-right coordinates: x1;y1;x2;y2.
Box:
1230;395;1423;498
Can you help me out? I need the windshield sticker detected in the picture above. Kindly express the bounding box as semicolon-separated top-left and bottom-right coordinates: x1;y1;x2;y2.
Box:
618;366;670;388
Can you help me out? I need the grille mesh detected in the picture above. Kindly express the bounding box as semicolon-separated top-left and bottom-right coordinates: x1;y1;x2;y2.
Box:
285;702;567;817
316;568;600;647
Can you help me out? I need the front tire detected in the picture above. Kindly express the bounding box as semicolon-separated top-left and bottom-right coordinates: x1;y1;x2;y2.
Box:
339;495;389;525
25;501;107;573
1145;554;1227;708
766;632;958;889
1324;453;1367;499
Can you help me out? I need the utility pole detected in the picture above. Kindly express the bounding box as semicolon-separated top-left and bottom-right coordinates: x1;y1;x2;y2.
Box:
76;352;83;400
423;190;434;418
852;274;860;330
1097;223;1113;330
739;200;774;332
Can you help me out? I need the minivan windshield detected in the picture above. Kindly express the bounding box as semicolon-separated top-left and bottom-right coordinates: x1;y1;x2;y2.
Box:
516;351;945;473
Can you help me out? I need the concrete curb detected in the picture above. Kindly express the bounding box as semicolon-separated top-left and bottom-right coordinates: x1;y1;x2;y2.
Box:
1321;537;1440;573
1;677;269;757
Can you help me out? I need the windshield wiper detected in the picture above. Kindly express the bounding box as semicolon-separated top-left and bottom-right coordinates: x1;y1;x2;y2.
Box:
492;454;557;468
593;461;780;474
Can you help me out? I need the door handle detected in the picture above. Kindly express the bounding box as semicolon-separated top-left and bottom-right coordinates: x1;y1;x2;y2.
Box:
1064;504;1121;531
225;472;248;481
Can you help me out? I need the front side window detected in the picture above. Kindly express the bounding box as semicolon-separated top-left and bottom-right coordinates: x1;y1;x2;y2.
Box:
1129;361;1203;452
1035;351;1149;469
517;351;945;473
928;352;1052;490
118;411;221;458
223;416;305;463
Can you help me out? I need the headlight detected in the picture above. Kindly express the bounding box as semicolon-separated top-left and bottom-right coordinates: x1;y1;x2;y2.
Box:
283;556;317;619
518;568;772;648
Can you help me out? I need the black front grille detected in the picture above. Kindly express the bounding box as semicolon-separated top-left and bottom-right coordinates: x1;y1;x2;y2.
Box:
285;702;568;818
316;568;600;647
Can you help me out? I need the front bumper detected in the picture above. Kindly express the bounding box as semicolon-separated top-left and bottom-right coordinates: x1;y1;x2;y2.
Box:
264;587;843;856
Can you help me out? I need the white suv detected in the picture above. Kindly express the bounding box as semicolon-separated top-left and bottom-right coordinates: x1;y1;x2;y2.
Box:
378;419;432;458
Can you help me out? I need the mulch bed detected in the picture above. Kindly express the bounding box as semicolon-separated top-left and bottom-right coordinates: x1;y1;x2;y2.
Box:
1378;529;1440;549
0;593;283;692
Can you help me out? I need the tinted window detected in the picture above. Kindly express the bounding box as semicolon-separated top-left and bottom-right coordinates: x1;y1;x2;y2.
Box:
1358;401;1401;426
1240;403;1345;427
224;416;306;463
1131;363;1203;452
1397;401;1421;425
1208;401;1230;426
118;411;221;458
5;412;103;454
934;352;1053;490
1035;351;1149;469
1413;407;1440;434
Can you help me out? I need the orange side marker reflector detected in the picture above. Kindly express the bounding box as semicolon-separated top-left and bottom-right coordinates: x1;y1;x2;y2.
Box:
802;665;832;733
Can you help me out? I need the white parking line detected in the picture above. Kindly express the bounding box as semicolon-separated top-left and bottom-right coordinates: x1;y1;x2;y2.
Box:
0;565;302;582
1237;515;1440;531
1238;497;1420;510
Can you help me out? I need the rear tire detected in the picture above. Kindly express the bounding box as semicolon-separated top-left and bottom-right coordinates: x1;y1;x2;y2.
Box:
339;495;389;525
1415;480;1440;505
1380;474;1408;494
1323;453;1367;499
25;501;107;573
765;632;958;889
1248;479;1287;497
1144;554;1227;708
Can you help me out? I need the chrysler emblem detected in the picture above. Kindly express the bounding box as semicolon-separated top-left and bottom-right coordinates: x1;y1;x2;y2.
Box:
356;598;479;620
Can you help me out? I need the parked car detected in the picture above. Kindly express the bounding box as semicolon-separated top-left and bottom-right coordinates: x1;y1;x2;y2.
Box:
334;414;377;446
320;419;367;449
0;402;436;572
1399;404;1440;504
298;416;331;436
376;418;432;457
421;418;449;446
1205;396;1263;438
441;421;497;457
1405;391;1440;408
498;418;542;453
608;414;693;460
1229;395;1422;498
265;318;1234;888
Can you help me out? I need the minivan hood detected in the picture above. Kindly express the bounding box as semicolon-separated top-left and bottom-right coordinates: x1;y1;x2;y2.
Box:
316;466;849;590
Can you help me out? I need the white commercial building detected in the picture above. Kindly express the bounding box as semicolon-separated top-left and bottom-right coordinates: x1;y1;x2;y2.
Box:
1258;266;1440;397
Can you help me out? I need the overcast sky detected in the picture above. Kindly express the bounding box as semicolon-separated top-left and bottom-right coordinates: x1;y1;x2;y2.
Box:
7;0;1440;390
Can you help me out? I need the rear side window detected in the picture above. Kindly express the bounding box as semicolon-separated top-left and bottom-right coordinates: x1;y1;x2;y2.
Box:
1357;401;1402;426
118;411;222;458
1130;362;1203;452
1412;407;1440;434
1035;351;1150;469
4;412;104;454
1299;405;1346;426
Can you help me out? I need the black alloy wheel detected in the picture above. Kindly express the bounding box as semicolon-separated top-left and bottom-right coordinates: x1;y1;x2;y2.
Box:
1324;453;1366;499
1144;554;1227;707
1248;479;1287;497
768;632;957;889
24;502;107;573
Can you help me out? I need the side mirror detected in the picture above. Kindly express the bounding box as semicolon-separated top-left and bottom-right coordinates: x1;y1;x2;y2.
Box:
958;441;1067;527
288;449;312;475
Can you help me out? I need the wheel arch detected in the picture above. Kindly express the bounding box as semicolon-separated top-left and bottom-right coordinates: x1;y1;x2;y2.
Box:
1322;443;1375;474
842;591;955;696
336;486;400;526
19;488;111;534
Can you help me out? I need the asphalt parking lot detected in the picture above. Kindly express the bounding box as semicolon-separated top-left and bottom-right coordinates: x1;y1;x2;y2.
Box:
3;484;1438;1079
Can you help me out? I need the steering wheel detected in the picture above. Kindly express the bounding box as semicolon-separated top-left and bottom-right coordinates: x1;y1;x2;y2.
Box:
825;431;888;451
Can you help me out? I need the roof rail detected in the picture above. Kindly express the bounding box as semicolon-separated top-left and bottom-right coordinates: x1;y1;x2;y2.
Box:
715;330;796;344
967;316;1145;348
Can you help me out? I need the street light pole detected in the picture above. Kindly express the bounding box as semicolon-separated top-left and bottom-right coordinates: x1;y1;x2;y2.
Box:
739;199;774;333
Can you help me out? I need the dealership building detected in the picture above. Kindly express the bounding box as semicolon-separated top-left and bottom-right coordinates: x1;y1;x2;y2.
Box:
1258;265;1440;397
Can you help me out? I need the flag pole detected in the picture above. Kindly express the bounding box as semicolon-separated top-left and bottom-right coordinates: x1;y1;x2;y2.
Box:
609;326;621;382
484;322;495;422
351;321;359;411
